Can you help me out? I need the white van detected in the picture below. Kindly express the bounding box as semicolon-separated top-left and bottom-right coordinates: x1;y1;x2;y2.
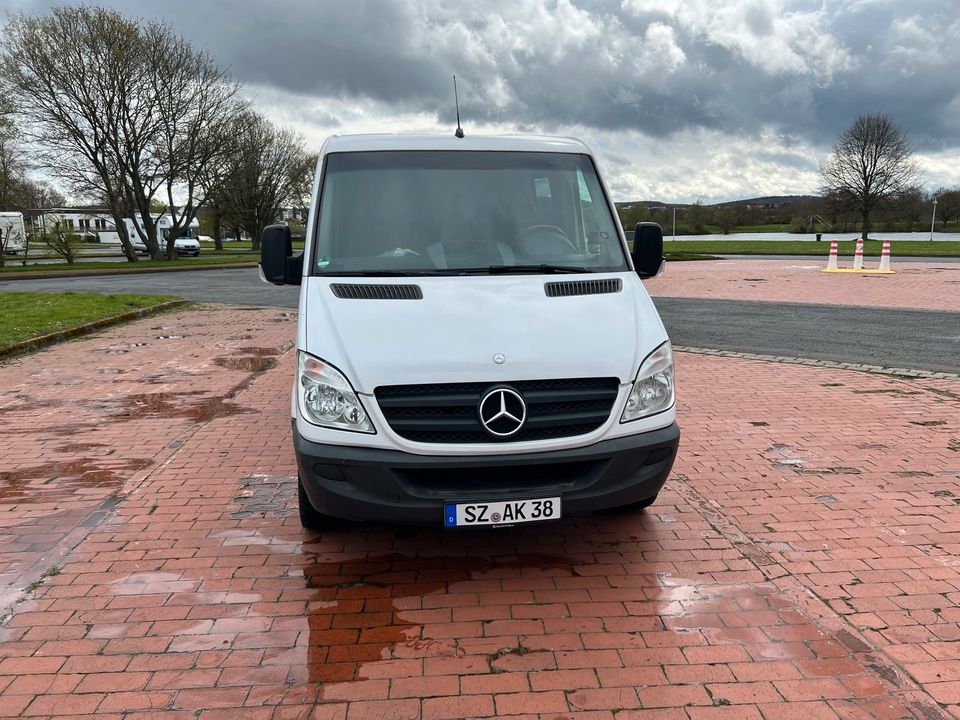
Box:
261;134;679;529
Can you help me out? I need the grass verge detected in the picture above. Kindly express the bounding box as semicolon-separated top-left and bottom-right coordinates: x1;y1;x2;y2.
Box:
0;255;256;274
0;291;178;351
662;239;960;257
664;252;721;261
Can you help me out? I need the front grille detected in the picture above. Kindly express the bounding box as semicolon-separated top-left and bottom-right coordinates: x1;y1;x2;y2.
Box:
375;377;620;443
544;278;622;297
330;283;423;300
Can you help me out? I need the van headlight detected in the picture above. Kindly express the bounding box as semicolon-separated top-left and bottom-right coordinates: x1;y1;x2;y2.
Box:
298;352;374;433
621;341;675;422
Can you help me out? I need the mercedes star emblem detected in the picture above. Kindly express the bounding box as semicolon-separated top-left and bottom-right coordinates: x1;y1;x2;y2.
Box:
478;387;527;437
493;353;506;364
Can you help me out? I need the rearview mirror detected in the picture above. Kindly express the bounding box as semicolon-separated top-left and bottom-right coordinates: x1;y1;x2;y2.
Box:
632;222;664;278
260;224;303;285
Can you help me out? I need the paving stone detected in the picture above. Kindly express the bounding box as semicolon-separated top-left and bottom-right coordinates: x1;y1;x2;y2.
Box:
0;304;958;718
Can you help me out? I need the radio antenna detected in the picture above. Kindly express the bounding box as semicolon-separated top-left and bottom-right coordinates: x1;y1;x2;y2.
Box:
453;75;464;138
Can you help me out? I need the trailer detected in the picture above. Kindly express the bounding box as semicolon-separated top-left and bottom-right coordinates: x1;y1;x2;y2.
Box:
125;214;201;256
0;212;26;255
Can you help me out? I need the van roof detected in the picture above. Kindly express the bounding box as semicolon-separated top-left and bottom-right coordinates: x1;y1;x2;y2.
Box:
321;133;593;155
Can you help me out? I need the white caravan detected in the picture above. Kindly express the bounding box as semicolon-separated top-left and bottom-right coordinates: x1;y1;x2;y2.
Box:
0;212;26;255
260;134;678;529
124;214;201;256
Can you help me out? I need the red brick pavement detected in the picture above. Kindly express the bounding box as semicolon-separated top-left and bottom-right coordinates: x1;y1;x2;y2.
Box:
645;259;960;311
1;306;959;719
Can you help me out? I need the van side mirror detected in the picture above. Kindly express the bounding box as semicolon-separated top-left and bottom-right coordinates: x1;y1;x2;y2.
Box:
632;222;664;278
260;224;303;285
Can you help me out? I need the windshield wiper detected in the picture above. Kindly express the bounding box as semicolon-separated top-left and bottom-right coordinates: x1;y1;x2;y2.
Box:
321;270;428;276
457;264;592;275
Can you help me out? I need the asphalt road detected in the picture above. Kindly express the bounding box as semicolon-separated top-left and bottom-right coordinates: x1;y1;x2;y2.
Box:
3;267;958;373
655;297;960;374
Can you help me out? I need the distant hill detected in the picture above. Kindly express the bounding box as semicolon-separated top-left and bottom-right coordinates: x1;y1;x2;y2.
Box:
617;195;820;209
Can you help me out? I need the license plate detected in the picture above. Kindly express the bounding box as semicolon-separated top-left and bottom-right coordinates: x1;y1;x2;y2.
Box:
444;497;562;527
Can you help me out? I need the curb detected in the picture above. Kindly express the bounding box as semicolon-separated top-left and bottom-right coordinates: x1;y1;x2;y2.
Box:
0;261;257;281
0;299;191;360
674;345;960;380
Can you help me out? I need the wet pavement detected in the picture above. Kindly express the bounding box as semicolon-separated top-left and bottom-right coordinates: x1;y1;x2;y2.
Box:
0;306;959;719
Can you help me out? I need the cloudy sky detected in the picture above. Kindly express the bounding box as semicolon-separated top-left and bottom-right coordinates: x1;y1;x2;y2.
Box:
5;0;960;202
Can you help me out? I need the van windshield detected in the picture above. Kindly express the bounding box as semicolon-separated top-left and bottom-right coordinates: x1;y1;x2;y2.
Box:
312;151;628;275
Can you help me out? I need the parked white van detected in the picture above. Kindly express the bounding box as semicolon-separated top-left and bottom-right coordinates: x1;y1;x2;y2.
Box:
261;134;679;529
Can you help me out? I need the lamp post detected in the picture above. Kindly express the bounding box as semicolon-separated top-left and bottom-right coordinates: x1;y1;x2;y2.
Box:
930;198;938;241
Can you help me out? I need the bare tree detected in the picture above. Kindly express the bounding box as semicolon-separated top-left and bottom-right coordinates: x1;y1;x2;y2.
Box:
933;187;960;229
0;7;145;259
220;112;310;249
820;113;920;241
1;6;244;261
0;94;24;211
197;114;254;252
134;25;246;259
45;219;82;264
890;185;926;230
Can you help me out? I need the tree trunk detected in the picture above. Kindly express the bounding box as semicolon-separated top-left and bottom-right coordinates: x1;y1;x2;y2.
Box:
861;209;870;241
213;211;223;252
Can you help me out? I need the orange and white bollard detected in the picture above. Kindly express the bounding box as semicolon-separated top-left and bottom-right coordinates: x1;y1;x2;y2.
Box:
879;239;893;272
825;240;839;271
853;238;865;270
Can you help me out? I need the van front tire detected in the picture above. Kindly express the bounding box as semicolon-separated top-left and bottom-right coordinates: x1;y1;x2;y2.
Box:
298;476;327;530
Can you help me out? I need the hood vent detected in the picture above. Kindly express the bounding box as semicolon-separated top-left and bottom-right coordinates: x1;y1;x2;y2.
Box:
544;278;622;297
331;283;423;300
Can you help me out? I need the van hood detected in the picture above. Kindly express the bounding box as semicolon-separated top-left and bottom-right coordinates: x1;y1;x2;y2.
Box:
301;274;667;394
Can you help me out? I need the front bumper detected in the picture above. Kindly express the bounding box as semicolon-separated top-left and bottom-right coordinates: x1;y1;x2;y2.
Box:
294;421;680;524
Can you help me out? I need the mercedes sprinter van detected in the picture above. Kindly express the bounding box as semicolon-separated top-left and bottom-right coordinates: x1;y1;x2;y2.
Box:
260;134;679;529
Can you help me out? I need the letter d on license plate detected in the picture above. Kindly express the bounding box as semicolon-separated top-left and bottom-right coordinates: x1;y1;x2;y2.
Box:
444;497;562;527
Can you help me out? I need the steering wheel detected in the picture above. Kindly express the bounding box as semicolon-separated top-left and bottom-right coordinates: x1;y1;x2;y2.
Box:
516;224;578;256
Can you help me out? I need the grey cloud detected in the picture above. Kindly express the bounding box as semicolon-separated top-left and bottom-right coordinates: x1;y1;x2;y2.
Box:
5;0;959;199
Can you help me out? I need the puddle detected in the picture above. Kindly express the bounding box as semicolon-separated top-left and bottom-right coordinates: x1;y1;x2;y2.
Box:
213;344;292;373
0;457;152;504
0;396;64;415
56;442;106;453
301;551;581;684
214;356;277;372
112;391;252;423
96;342;149;355
798;466;861;475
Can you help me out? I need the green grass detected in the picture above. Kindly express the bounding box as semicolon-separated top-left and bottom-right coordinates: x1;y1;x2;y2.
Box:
0;255;257;274
664;252;721;261
0;291;178;349
197;240;304;250
662;239;960;257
